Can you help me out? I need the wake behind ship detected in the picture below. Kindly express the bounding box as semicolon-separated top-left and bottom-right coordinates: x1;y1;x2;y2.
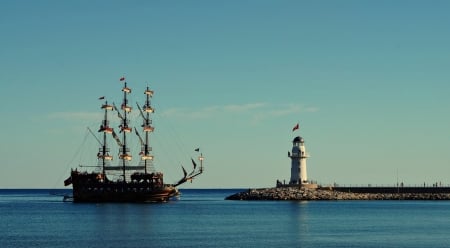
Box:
64;77;204;202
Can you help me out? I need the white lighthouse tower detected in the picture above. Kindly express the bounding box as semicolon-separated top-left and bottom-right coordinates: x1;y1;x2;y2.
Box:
289;136;308;185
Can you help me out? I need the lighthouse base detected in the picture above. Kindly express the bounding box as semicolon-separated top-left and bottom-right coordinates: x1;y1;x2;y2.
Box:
276;181;318;189
301;183;318;189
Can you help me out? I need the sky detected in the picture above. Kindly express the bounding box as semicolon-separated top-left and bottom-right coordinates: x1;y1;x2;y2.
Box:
1;0;450;189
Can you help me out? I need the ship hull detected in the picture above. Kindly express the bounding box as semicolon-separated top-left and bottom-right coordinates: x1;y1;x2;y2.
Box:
72;183;178;203
68;171;179;203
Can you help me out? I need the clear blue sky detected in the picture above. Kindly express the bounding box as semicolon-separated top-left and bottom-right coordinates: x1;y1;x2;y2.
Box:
1;0;450;188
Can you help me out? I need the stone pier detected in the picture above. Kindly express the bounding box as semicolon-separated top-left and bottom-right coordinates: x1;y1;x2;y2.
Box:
225;187;450;201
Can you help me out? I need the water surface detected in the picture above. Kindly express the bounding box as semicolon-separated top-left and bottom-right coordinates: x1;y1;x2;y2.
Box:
1;189;449;247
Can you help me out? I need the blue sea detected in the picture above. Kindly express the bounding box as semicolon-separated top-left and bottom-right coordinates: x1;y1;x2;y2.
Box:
1;189;450;248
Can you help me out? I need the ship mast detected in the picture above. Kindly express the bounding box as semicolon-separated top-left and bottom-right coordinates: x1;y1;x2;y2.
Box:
142;86;155;173
98;100;113;177
135;86;155;173
119;80;133;182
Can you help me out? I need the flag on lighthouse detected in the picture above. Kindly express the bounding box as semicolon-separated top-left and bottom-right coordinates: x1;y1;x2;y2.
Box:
292;123;299;132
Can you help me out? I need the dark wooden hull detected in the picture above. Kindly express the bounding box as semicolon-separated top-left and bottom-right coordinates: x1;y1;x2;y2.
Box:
72;185;178;203
69;171;179;203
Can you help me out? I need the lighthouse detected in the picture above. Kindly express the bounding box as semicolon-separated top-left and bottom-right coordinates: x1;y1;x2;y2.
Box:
289;136;308;185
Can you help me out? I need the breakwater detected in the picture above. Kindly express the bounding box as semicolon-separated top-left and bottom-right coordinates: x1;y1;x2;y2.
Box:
225;187;450;201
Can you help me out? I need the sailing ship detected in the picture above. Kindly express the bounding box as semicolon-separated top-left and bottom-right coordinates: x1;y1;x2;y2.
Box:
64;77;204;202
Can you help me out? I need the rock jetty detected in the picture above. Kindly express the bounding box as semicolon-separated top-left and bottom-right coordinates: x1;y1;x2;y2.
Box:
225;187;450;201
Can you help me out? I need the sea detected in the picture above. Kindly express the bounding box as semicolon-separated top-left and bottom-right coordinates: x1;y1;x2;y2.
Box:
1;189;450;248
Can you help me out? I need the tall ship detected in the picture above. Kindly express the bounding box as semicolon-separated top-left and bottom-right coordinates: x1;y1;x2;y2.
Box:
64;77;204;202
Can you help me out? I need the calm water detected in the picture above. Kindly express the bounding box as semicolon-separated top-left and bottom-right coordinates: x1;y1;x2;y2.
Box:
1;189;450;248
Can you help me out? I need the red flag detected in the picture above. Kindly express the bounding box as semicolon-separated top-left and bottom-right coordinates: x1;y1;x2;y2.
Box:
292;123;299;132
120;77;125;81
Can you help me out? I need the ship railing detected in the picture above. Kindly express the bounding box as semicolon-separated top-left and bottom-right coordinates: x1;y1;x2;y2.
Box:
98;147;111;153
119;148;131;153
104;166;145;171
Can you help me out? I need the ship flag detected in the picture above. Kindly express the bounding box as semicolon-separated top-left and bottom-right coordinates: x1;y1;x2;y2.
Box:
292;123;299;132
120;77;125;81
98;96;105;100
195;148;200;152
